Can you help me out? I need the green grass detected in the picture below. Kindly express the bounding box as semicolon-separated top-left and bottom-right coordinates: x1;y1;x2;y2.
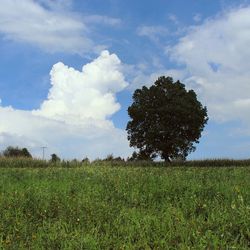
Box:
1;157;250;168
0;165;249;249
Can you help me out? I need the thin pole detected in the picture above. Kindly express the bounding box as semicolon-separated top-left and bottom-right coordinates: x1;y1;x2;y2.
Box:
41;147;47;160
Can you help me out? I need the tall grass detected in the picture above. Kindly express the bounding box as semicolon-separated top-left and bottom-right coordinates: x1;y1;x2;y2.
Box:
0;157;48;168
0;165;249;249
0;157;250;168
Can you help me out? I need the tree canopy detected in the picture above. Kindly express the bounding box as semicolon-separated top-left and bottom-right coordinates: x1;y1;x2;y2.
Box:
126;76;208;162
3;146;32;158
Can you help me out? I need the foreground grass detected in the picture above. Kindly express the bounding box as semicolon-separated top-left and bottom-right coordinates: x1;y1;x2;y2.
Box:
0;166;249;249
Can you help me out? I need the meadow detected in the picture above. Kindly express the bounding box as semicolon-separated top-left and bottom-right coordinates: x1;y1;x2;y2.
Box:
0;160;249;249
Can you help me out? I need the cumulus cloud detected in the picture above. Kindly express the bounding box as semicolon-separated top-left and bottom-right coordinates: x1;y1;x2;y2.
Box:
167;6;250;133
34;50;128;123
0;51;131;159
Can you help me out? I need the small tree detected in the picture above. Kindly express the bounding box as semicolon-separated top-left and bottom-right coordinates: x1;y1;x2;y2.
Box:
82;157;90;164
50;153;60;163
22;148;32;158
3;146;32;158
103;154;114;161
126;76;208;162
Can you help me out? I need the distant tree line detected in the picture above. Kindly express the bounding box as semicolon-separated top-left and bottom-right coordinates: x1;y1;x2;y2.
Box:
0;147;157;163
0;146;138;163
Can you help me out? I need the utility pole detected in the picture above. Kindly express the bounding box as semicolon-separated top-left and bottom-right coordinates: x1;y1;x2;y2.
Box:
41;146;47;160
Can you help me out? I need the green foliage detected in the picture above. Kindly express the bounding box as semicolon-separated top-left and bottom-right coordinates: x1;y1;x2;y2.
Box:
50;153;61;163
3;146;32;158
127;76;208;161
127;151;154;161
104;154;114;161
82;157;90;164
0;166;249;249
103;154;125;162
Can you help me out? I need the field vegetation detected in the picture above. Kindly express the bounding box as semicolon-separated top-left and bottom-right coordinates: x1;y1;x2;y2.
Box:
0;158;249;249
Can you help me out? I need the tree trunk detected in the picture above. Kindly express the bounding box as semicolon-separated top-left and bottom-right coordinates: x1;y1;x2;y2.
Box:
163;154;170;163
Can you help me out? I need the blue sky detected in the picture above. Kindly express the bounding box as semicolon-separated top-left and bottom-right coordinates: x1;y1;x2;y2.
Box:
0;0;250;159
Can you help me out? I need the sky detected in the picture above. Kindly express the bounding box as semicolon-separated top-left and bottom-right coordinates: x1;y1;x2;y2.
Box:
0;0;250;160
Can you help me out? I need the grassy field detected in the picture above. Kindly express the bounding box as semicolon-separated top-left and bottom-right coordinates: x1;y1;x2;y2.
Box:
0;164;249;249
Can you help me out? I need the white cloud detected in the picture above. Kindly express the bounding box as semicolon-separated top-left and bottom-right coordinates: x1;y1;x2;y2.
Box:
128;67;186;91
84;15;121;26
0;0;93;54
0;51;132;159
0;0;121;54
137;25;168;42
168;14;179;25
34;50;128;123
37;0;73;10
124;59;186;91
193;13;202;22
168;6;250;132
0;107;130;160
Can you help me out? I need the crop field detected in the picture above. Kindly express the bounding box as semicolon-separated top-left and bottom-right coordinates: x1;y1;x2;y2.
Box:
0;163;249;249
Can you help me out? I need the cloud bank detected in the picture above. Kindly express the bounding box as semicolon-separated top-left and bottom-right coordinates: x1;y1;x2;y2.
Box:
167;6;250;134
0;51;131;159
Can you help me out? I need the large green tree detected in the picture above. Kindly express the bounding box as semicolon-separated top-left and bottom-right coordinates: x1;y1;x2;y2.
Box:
126;76;208;162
